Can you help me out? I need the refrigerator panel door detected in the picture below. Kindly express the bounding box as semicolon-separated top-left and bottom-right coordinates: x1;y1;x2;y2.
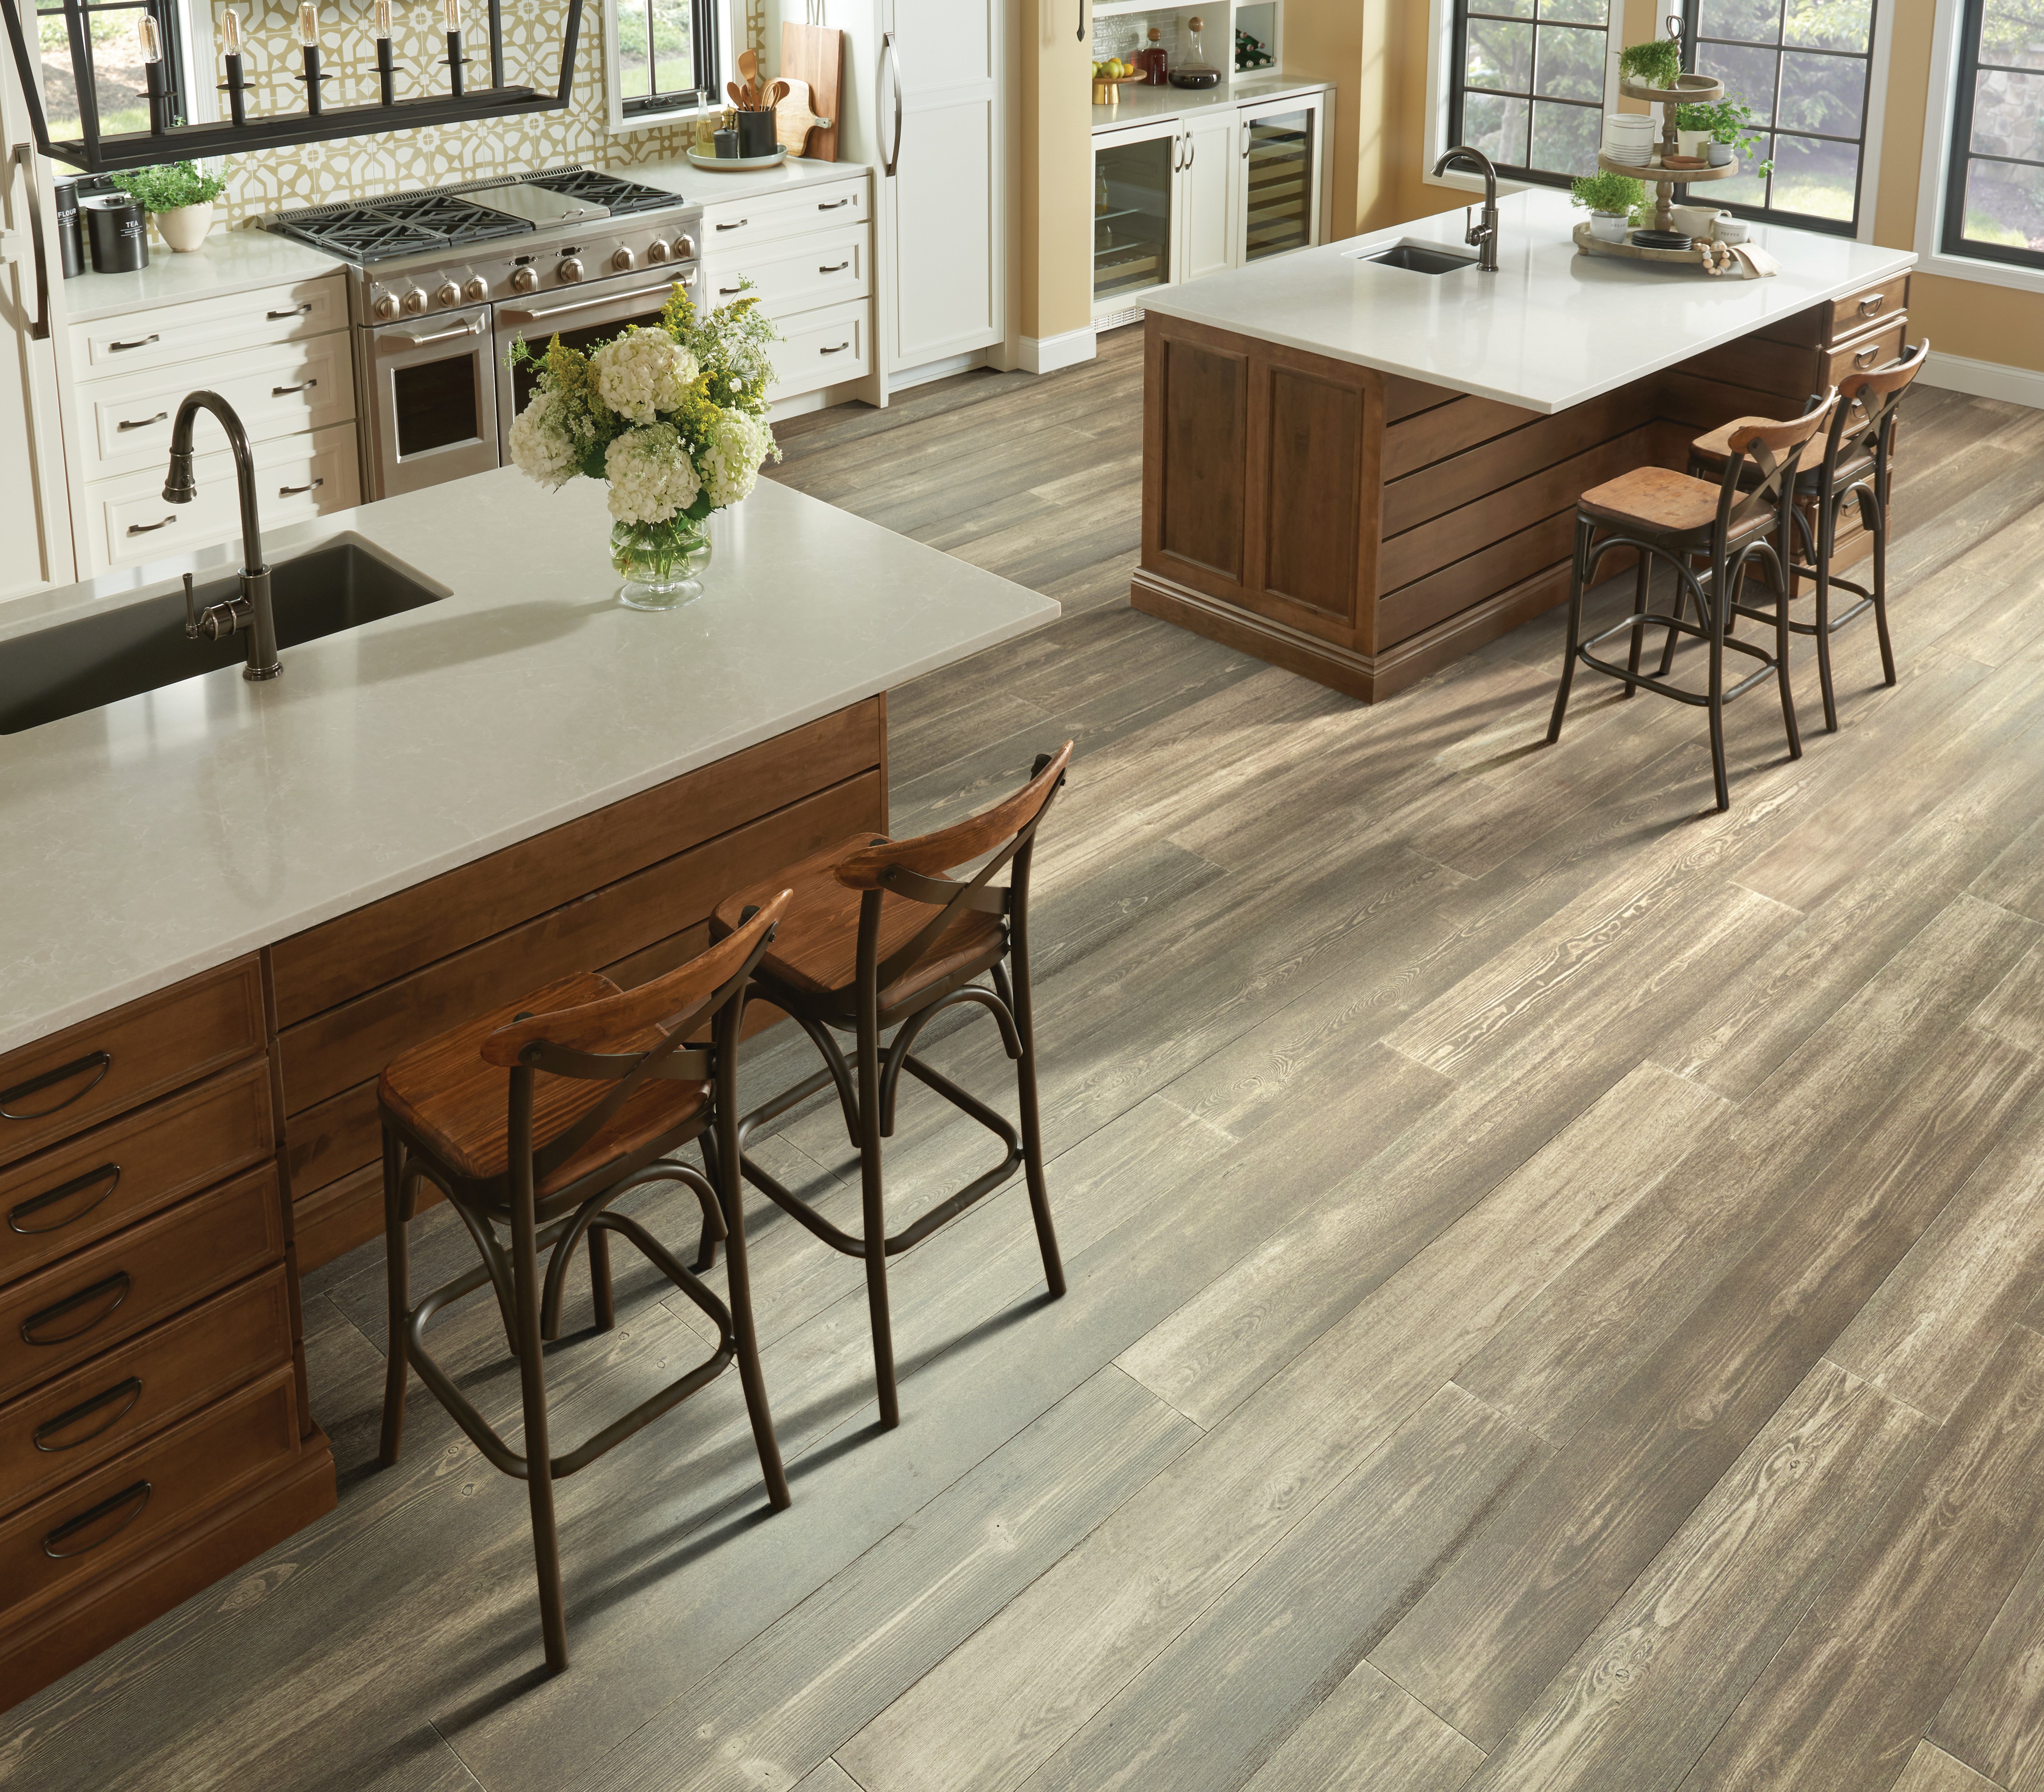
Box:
0;104;75;600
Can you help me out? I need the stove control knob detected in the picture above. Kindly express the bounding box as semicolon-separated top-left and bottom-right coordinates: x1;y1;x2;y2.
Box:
371;292;400;322
611;246;635;272
558;257;585;285
462;275;488;303
402;287;428;315
435;280;461;309
510;265;540;294
646;238;671;264
675;234;695;261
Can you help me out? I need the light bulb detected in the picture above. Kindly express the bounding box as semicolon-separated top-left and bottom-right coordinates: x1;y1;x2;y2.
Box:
222;7;242;52
372;0;391;36
296;2;318;46
138;13;162;59
444;0;460;29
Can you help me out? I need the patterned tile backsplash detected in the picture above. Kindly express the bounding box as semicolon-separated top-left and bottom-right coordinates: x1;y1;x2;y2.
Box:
206;0;743;225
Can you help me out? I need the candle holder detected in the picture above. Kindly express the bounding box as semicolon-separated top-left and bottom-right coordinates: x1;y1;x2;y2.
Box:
445;28;466;95
299;44;331;114
375;36;398;105
219;52;249;126
139;9;168;134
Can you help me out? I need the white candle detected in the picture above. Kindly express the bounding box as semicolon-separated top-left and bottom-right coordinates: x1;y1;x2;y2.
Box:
296;1;318;46
222;7;242;52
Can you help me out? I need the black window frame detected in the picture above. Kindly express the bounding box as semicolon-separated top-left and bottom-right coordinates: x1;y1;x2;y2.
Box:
1678;0;1878;239
31;0;189;138
617;0;719;119
1941;0;2044;272
1448;0;1615;190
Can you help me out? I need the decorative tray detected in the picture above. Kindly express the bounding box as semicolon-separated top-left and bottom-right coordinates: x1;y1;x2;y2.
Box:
1572;222;1749;276
687;145;788;170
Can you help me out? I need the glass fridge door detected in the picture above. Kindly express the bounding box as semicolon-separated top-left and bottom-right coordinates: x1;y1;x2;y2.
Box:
1094;131;1175;309
1243;107;1317;261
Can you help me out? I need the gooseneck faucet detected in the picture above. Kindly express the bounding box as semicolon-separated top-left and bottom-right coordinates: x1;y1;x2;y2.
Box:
1432;145;1501;273
163;391;281;682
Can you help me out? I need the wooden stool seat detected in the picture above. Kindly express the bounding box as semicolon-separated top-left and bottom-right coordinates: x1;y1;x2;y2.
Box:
713;833;1007;1015
379;972;707;1199
1577;466;1727;538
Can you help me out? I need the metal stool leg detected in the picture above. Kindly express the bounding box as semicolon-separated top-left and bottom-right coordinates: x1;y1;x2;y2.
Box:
1624;547;1650;696
1548;514;1593;744
1866;485;1897;687
717;1089;791;1509
1008;926;1065;1301
508;1182;568;1672
1766;546;1802;760
588;1228;616;1333
855;994;901;1431
378;1125;411;1468
1707;548;1730;813
1812;502;1840;733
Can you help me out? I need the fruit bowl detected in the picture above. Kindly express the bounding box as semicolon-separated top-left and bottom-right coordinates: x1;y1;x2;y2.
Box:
1091;70;1148;103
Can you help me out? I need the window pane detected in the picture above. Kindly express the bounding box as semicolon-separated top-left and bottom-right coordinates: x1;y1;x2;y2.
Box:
1971;69;2044;162
1980;0;2044;70
1696;41;1780;118
1463;92;1532;163
1699;0;1781;45
1710;134;1773;204
1467;19;1534;90
616;0;651;97
1961;155;2044;249
1778;48;1865;133
1472;0;1536;20
1535;24;1605;98
1783;0;1870;53
1770;132;1857;218
1530;100;1603;172
651;0;693;94
1539;0;1606;25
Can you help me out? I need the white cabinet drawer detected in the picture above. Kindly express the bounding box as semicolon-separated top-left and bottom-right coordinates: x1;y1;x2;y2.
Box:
701;225;869;317
84;423;361;574
768;299;871;402
699;176;869;251
71;275;350;382
82;334;356;481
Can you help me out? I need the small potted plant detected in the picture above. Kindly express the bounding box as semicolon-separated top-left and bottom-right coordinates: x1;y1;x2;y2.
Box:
1618;36;1683;92
1571;170;1647;242
112;160;228;253
1674;102;1714;160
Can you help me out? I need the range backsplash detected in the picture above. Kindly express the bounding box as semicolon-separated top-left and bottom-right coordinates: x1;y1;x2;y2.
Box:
204;0;725;227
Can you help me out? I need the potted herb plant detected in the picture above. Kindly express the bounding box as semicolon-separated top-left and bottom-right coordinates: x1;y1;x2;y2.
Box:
1618;36;1683;92
1674;102;1714;160
1571;170;1647;242
112;160;228;253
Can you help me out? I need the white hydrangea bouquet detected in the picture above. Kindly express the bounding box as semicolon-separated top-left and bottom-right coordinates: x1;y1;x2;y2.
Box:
507;283;781;607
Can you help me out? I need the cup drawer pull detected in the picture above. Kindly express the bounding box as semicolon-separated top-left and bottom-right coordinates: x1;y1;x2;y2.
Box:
21;1272;131;1346
1853;345;1880;368
0;1051;111;1122
278;477;324;497
42;1481;150;1558
108;333;160;352
33;1377;144;1453
271;378;317;397
8;1163;121;1236
1858;293;1885;316
819;260;851;273
116;411;168;433
266;302;314;319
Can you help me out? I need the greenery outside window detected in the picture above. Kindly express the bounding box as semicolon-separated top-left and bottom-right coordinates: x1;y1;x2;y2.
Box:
1680;0;1878;235
1940;0;2044;269
611;0;719;122
1450;0;1615;185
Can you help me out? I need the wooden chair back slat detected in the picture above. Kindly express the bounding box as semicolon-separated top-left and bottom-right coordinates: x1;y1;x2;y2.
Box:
1834;338;1928;468
1727;397;1837;455
835;742;1075;889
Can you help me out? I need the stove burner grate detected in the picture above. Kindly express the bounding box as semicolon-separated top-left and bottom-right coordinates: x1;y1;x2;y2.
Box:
525;168;682;216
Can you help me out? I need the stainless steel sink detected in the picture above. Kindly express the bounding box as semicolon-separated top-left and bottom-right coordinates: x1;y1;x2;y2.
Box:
1364;242;1478;274
0;538;446;735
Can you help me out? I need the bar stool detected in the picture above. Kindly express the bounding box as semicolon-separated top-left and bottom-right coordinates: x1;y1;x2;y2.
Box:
710;743;1074;1431
1547;391;1839;811
375;893;793;1672
1689;339;1929;732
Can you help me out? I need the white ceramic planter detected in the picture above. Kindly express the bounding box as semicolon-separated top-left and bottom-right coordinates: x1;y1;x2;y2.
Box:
155;202;213;252
1706;142;1735;166
1589;211;1630;242
1676;128;1710;159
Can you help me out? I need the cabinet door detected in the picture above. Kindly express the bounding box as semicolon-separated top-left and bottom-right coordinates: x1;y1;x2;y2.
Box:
887;0;1002;370
1237;95;1325;263
1177;111;1238;284
1093;121;1180;320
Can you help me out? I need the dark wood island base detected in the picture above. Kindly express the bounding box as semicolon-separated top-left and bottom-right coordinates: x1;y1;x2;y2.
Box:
1134;275;1909;702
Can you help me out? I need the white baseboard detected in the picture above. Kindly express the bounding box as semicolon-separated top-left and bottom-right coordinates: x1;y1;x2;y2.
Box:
890;351;987;392
1918;349;2044;410
1019;327;1098;376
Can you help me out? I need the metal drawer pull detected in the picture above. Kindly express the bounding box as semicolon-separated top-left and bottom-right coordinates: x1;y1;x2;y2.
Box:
817;196;853;209
278;477;325;497
42;1481;150;1559
266;302;314;319
396;318;483;346
8;1163;121;1236
719;284;746;295
714;218;748;230
819;260;851;273
34;1378;143;1453
0;1051;111;1121
820;341;852;353
127;517;177;536
1853;345;1880;368
21;1272;131;1346
508;283;680;324
272;378;318;396
1858;293;1885;316
107;333;159;352
116;411;168;433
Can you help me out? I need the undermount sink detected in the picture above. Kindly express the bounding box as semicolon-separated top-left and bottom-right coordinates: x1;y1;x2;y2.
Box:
1362;241;1479;274
0;536;447;735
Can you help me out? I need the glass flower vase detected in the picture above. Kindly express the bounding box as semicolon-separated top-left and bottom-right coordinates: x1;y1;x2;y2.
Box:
612;516;713;610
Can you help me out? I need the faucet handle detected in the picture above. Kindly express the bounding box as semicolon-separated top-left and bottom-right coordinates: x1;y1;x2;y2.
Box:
181;573;202;640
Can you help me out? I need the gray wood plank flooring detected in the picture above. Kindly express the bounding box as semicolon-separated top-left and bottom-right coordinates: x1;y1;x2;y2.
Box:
13;330;2044;1792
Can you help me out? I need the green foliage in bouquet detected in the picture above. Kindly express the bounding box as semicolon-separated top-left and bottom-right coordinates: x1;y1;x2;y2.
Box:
112;160;227;212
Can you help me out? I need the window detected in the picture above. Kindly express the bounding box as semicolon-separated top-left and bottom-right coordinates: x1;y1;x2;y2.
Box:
1449;0;1616;186
610;0;719;121
32;0;188;140
1941;0;2044;270
1681;0;1879;234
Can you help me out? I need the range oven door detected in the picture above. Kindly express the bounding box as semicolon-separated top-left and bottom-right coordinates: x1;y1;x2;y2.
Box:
365;305;498;499
495;266;698;454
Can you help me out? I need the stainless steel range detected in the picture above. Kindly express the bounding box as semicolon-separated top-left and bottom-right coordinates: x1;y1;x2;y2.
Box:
267;168;700;500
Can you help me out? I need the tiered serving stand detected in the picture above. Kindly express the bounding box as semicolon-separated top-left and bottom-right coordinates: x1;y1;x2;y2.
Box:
1577;70;1737;272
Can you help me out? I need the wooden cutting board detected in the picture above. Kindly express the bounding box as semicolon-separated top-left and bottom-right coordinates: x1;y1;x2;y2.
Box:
774;77;830;156
780;20;843;162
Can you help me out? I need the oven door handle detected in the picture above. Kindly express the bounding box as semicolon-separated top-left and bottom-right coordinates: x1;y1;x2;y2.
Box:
389;316;486;348
498;283;688;327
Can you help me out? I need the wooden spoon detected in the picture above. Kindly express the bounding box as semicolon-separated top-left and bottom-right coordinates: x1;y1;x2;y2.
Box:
727;79;748;110
737;46;759;105
767;78;789;108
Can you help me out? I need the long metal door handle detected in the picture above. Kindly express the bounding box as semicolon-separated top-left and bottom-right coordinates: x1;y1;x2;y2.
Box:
266;302;314;319
0;1051;111;1120
116;411;168;432
1078;0;1085;41
1188;136;1196;169
278;477;324;496
504;283;681;324
393;317;483;346
271;378;318;395
10;144;49;342
126;517;177;535
882;33;904;176
108;333;160;352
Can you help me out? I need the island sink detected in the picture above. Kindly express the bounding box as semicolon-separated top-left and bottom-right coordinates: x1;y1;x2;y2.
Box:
1361;240;1479;275
0;536;447;734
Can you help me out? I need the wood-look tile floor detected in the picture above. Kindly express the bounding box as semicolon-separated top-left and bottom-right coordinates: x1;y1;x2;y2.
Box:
14;326;2044;1792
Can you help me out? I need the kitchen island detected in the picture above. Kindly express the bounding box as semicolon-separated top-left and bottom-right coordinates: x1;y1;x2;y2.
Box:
0;471;1056;1707
1135;186;1917;700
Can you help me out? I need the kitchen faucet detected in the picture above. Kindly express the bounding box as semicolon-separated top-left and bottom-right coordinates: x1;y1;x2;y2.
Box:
162;391;281;681
1432;146;1501;273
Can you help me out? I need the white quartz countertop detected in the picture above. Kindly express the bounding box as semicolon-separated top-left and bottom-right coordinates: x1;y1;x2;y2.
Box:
1093;72;1330;132
0;472;1056;1054
624;154;870;206
1142;187;1918;414
61;226;346;322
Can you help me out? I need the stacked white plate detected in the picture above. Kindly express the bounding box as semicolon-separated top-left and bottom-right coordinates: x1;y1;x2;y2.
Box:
1601;114;1656;165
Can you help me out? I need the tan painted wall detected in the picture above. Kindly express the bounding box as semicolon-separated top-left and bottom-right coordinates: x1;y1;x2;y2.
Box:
1023;0;1095;341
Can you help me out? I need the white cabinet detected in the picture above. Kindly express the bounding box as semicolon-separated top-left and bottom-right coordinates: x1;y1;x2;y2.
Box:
1180;109;1239;285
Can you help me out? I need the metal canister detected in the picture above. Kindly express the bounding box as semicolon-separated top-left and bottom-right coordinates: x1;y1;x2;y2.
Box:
52;176;85;277
84;193;149;272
